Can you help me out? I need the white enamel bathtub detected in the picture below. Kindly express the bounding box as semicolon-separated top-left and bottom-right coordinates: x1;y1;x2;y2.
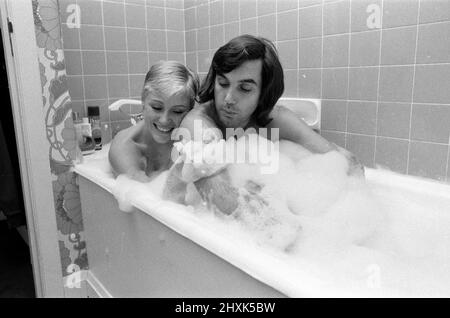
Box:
73;146;450;298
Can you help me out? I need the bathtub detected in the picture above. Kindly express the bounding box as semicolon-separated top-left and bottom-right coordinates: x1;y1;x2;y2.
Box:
73;146;450;298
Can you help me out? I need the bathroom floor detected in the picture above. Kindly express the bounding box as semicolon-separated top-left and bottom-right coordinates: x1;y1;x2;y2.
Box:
0;221;35;298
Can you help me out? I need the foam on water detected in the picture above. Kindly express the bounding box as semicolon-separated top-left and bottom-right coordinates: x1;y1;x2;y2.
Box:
83;140;450;296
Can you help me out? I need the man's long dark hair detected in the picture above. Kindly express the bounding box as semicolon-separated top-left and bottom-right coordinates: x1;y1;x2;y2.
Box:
198;35;284;127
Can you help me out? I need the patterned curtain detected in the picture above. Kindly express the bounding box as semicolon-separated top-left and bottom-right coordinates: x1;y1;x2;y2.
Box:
32;0;88;277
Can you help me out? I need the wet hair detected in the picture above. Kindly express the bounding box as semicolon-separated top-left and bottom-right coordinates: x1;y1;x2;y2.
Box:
141;60;199;108
199;35;284;127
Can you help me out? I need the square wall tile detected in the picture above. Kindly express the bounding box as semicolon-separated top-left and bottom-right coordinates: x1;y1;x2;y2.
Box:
146;6;166;29
126;4;146;28
210;25;225;51
414;64;450;104
322;68;348;100
69;100;85;117
196;3;210;28
108;75;130;99
84;76;108;100
408;141;448;181
348;67;378;101
323;0;350;36
167;31;185;52
299;38;322;68
299;5;322;38
80;25;104;50
78;0;103;25
347;101;377;135
64;51;82;76
258;14;276;41
148;30;167;51
127;28;148;51
61;24;80;49
240;18;257;36
349;30;380;67
278;40;298;69
411;104;450;144
166;0;184;9
321;130;346;148
346;134;376;168
277;10;298;41
377;102;411;139
321;100;347;131
239;0;257;19
378;66;414;103
147;0;165;7
128;52;149;74
209;0;224;25
419;0;450;24
375;137;409;174
416;22;450;64
383;0;419;28
224;22;240;42
103;2;125;27
298;69;321;99
166;8;185;31
381;26;417;65
82;51;106;75
283;70;298;97
185;30;197;52
224;0;239;23
106;52;128;74
67;76;84;100
105;27;127;50
129;75;145;98
351;0;382;32
258;0;277;16
323;34;349;67
185;7;197;30
197;28;210;51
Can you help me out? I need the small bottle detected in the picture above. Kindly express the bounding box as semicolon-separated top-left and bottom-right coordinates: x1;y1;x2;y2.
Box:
87;106;102;151
73;112;96;155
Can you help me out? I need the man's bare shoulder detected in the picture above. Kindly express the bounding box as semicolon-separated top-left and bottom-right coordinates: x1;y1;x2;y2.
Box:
181;102;217;129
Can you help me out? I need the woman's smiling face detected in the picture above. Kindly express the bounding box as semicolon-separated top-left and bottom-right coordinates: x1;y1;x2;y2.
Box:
214;59;262;129
143;92;191;144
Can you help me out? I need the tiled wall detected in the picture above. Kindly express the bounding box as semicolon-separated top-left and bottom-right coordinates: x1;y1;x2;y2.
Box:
184;0;450;182
59;0;186;142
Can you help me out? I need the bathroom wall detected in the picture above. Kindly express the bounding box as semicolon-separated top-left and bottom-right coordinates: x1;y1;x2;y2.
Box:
184;0;450;182
59;0;186;141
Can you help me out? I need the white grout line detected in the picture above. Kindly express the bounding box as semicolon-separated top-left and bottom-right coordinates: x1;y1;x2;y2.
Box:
373;0;384;167
100;0;111;124
344;0;350;149
123;0;131;112
74;0;86;115
406;0;421;176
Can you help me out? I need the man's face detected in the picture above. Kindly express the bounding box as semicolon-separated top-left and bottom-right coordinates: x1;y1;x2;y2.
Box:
214;59;262;129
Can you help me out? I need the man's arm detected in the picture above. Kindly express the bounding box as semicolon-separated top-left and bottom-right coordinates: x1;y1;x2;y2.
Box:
269;106;364;176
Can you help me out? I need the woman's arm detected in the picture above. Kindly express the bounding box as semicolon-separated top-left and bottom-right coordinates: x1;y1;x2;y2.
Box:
108;121;150;181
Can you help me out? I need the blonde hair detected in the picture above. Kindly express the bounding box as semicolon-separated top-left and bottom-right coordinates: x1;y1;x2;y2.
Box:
141;60;199;108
